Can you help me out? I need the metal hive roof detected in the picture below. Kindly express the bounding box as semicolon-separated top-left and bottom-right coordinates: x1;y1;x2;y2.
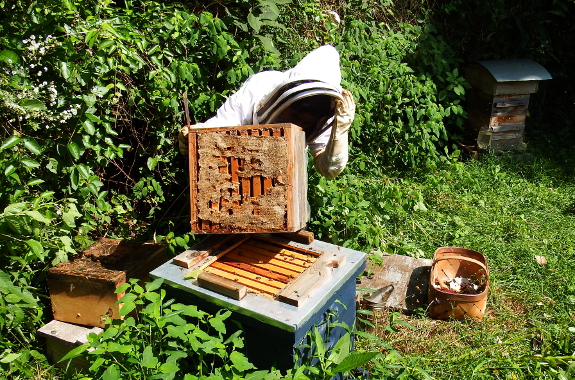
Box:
478;59;552;82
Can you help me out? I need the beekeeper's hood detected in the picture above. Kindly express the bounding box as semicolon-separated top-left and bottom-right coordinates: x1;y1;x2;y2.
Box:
253;45;343;138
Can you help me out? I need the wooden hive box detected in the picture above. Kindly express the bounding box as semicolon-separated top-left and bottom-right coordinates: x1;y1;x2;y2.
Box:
47;238;167;327
465;59;551;151
151;235;366;371
188;123;308;234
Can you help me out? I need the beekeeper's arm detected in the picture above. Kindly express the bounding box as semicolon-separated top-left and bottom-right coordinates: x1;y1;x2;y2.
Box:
310;89;355;178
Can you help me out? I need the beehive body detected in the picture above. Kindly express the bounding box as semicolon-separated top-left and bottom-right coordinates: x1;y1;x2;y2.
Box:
466;87;530;151
151;235;366;371
188;124;308;234
465;60;551;151
47;238;167;327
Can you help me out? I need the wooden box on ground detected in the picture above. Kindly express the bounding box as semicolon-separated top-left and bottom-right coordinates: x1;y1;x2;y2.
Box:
47;238;167;327
151;235;366;371
188;123;308;234
465;59;551;152
38;320;102;370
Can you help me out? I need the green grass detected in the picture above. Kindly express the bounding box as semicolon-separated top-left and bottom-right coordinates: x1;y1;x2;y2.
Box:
355;151;575;379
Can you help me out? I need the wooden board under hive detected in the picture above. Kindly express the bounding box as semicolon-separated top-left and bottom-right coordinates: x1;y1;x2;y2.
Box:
47;238;167;327
188;123;308;234
38;320;103;370
172;234;344;306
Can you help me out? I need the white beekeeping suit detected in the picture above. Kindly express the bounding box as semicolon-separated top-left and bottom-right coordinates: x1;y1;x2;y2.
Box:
179;45;356;178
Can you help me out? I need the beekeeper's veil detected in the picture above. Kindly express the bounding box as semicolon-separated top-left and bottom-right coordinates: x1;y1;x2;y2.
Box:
253;45;344;143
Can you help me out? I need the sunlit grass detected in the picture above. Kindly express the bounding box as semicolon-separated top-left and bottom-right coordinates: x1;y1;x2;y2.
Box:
355;151;575;379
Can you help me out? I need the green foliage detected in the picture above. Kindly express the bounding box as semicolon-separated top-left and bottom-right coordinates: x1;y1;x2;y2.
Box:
0;0;278;361
66;278;265;380
290;327;378;380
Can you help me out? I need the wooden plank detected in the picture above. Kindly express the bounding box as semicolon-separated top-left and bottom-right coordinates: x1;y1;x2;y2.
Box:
207;261;287;289
238;243;315;269
244;239;318;262
204;266;281;295
285;126;295;230
189;130;199;232
261;129;273;195
222;250;301;277
253;235;323;257
277;252;346;307
489;114;526;128
277;230;314;244
197;272;248;300
216;259;294;283
227;246;311;273
172;235;239;268
38;320;103;369
38;319;103;344
490;130;524;140
493;94;530;107
491;137;524;151
185;234;252;271
493;81;538;95
356;254;432;314
488;123;525;133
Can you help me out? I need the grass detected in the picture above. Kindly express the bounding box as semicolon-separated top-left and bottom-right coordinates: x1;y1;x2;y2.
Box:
354;150;575;379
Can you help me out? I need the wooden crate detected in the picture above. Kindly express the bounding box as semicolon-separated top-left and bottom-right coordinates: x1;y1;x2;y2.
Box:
38;320;102;370
47;238;167;327
188;123;308;234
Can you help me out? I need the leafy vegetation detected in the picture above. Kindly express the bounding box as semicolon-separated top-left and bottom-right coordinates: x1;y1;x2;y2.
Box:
1;0;574;379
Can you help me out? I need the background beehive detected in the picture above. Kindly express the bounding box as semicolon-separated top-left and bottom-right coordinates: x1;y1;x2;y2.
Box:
465;59;551;151
188;124;308;234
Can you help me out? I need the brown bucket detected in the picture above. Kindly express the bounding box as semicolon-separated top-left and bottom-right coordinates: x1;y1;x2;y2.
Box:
427;247;489;321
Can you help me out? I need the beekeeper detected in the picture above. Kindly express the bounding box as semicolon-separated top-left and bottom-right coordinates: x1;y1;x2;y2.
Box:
178;44;355;178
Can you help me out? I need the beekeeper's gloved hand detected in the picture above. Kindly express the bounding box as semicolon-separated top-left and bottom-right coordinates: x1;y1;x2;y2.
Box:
313;89;355;178
178;124;209;156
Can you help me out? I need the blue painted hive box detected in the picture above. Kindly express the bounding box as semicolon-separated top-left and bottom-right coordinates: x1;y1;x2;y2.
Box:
150;234;365;371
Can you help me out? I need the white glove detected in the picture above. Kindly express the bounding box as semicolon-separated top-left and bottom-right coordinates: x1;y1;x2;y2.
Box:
313;89;356;178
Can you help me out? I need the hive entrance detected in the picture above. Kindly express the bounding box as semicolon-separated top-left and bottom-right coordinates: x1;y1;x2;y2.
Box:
203;236;320;297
